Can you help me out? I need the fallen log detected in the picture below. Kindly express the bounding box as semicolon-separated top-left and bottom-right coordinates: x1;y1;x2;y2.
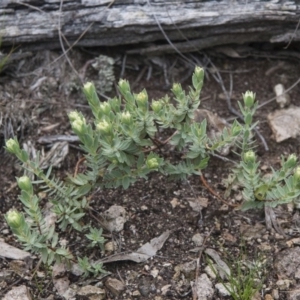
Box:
0;0;299;52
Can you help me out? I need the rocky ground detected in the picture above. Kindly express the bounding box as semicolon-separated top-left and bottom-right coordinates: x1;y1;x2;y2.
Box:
1;44;300;299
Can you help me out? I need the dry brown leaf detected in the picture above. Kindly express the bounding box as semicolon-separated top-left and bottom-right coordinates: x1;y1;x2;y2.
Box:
95;230;170;264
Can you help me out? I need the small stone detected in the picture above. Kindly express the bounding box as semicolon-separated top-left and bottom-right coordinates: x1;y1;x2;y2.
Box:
274;233;284;240
192;273;214;299
272;289;279;300
170;198;180;208
77;285;106;300
192;233;204;246
70;263;84;276
138;283;151;297
132;290;141;297
287;202;294;212
295;269;300;280
251;291;262;300
150;268;159;278
222;231;237;243
215;282;232;297
141;205;148;211
3;285;32;300
2;229;9;235
102;205;128;232
274;83;290;108
240;223;266;240
276;279;291;290
258;243;272;251
265;294;274;300
105;278;125;297
204;265;217;279
274;247;300;278
144;265;150;271
52;263;66;278
104;241;117;252
219;204;229;211
174;260;196;279
161;284;171;296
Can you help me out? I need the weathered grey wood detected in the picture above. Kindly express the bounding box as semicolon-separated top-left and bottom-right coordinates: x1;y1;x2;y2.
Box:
0;0;299;52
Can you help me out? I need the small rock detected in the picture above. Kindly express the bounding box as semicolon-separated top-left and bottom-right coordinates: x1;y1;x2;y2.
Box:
161;284;172;296
268;107;300;143
192;273;214;300
105;278;125;297
138;282;151;297
150;268;159;278
187;197;208;213
222;231;237;243
204;265;217;279
149;283;157;294
104;241;117;252
141;205;148;211
265;294;274;300
103;205;127;232
0;240;31;260
240;223;266;240
132;290;141;297
272;289;279;300
215;282;232;297
3;285;32;300
77;285;106;300
70;263;84;276
52;263;67;278
61;286;77;299
192;233;204;246
53;276;70;297
274;233;284;240
219;204;229;211
170;198;180;208
174;260;196;279
258;242;272;252
274;247;300;278
144;265;150;271
276;279;291;290
251;291;262;300
274;83;290;108
295;269;300;280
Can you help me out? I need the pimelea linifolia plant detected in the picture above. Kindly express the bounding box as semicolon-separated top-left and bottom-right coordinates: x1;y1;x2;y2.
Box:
5;67;300;276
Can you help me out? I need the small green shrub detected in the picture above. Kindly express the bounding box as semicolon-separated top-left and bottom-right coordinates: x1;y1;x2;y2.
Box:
207;245;265;300
5;67;300;275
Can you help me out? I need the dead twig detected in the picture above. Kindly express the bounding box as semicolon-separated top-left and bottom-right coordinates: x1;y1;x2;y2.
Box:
200;174;238;208
142;130;178;153
146;0;194;68
58;0;82;84
205;57;269;151
284;17;300;49
74;156;86;177
258;77;300;109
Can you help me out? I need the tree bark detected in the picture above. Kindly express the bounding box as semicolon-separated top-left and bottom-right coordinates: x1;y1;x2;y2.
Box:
1;0;299;53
